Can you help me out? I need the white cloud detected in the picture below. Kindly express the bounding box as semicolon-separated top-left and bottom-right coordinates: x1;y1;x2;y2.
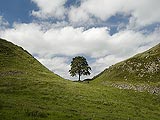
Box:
0;22;159;79
126;0;160;29
90;55;124;77
68;6;92;24
0;23;45;54
31;0;160;28
38;57;70;79
31;0;67;19
30;0;160;28
42;26;110;57
69;0;160;28
1;23;110;58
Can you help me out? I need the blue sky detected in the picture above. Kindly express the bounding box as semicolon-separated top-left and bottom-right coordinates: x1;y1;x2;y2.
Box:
0;0;160;80
0;0;37;24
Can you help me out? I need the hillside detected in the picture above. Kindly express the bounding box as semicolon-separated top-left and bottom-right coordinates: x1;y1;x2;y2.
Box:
0;38;160;120
0;38;61;78
92;43;160;93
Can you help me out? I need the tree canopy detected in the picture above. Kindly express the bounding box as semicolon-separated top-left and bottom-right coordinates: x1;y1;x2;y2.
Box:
69;56;91;81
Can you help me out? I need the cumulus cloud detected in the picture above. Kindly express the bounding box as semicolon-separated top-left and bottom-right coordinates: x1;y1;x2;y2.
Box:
31;0;67;19
69;0;160;28
38;57;70;79
1;23;110;58
69;0;125;22
90;55;124;77
0;22;159;79
0;23;45;54
30;0;160;28
30;0;160;29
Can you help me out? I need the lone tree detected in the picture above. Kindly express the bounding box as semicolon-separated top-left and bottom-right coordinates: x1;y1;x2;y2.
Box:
69;56;91;81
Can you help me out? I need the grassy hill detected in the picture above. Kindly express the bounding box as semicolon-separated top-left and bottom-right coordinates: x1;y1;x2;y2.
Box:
0;38;62;78
91;43;160;93
0;38;160;120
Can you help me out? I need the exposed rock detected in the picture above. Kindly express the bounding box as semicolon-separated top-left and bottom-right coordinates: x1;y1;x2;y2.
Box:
102;82;160;95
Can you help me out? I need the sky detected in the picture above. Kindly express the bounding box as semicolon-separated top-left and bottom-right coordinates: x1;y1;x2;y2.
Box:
0;0;160;80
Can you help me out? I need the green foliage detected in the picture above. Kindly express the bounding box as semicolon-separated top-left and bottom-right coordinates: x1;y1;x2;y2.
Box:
69;56;91;81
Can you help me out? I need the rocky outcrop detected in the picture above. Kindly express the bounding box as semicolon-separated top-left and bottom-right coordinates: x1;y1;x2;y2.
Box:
102;81;160;95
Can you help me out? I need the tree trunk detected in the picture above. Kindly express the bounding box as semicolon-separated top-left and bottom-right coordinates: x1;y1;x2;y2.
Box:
78;72;81;81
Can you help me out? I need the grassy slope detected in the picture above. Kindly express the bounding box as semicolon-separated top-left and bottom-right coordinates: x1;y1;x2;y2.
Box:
0;38;160;120
92;44;160;86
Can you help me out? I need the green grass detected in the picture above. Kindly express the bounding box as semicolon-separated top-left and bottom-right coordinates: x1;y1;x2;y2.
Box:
92;43;160;86
1;76;160;120
0;38;160;119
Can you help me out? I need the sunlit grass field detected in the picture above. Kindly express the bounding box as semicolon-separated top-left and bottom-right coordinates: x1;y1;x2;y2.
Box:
0;39;160;120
